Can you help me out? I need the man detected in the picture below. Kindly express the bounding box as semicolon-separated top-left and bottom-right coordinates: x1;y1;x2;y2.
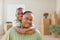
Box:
2;11;42;40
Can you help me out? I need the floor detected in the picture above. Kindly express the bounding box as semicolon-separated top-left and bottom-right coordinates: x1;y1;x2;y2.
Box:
0;35;60;40
42;35;60;40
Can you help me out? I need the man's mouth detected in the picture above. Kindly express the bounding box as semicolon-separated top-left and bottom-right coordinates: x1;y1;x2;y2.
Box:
26;23;30;25
26;23;32;26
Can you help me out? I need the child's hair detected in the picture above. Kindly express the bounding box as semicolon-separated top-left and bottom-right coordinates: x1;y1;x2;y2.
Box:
23;11;32;15
16;7;23;11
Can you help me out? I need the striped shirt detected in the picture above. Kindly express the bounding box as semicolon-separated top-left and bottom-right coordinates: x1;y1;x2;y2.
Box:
2;27;42;40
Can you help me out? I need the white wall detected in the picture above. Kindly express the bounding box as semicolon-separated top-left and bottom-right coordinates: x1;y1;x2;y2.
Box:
0;0;5;36
6;0;56;29
19;0;56;29
56;0;60;24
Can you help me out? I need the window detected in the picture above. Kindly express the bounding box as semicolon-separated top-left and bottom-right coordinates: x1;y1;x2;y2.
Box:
6;4;25;22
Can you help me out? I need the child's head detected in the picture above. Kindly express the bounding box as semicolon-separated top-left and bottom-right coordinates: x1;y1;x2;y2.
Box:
16;8;23;20
22;11;33;28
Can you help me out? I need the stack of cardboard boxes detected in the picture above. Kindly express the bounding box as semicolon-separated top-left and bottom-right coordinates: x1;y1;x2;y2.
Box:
50;12;59;24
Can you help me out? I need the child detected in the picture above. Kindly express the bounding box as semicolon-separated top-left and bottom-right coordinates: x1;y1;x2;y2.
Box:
13;8;35;34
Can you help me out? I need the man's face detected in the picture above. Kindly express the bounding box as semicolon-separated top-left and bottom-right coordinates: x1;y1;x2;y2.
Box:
16;9;23;20
22;13;33;28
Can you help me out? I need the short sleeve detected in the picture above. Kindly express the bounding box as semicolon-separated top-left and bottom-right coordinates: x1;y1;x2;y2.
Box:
13;20;21;27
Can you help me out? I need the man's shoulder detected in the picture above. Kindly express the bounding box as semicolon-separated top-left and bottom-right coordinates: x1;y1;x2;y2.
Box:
35;30;42;39
35;30;41;35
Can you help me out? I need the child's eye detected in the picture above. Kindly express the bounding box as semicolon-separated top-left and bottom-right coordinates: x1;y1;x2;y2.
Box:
18;13;20;15
18;13;23;15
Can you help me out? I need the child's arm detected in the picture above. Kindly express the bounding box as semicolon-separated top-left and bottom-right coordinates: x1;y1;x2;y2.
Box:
16;27;36;34
25;27;36;34
25;24;36;31
25;30;35;34
16;27;27;34
26;27;36;31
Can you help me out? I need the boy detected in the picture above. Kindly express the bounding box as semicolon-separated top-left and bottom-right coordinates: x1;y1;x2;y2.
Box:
13;8;35;34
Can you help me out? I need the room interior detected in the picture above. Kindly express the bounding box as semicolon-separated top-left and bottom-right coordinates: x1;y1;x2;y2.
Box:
0;0;60;40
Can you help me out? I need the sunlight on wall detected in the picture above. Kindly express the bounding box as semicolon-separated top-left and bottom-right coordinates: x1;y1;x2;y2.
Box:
6;4;25;22
0;1;2;25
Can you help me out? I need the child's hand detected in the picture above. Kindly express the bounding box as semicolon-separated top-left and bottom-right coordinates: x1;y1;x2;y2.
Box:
26;27;36;31
25;27;36;34
16;27;26;34
25;30;35;34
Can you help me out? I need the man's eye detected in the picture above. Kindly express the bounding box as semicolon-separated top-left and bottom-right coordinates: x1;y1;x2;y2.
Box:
30;19;32;21
26;18;28;20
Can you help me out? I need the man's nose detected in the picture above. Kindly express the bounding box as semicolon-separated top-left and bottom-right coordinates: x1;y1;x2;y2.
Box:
27;20;31;23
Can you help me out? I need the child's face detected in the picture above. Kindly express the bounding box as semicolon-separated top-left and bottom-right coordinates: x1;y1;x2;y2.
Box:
16;9;23;20
22;13;33;28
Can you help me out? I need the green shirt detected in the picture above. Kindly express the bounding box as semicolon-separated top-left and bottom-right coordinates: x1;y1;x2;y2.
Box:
13;18;22;28
2;27;42;40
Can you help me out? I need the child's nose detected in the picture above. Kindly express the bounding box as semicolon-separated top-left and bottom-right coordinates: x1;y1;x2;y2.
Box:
21;15;23;17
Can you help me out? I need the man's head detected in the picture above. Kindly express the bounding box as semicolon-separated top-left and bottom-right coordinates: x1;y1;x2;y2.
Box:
22;11;34;28
16;8;23;20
